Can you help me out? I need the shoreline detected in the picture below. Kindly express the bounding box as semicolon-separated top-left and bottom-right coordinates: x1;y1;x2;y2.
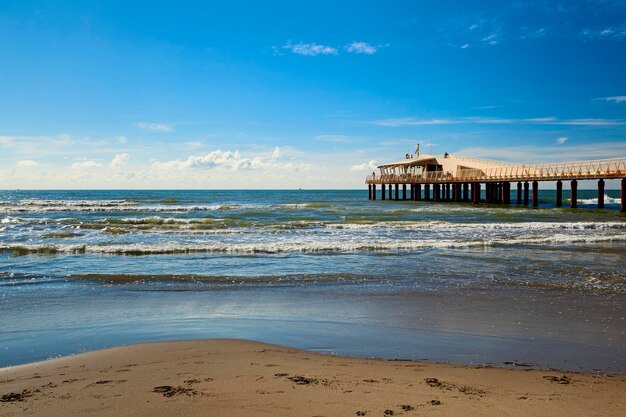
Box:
2;339;624;417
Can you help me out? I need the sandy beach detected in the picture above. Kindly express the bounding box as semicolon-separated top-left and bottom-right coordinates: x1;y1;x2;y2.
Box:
1;339;624;417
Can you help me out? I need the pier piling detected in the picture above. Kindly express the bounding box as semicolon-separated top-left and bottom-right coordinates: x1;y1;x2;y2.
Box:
503;182;510;204
395;184;399;200
424;184;431;201
434;184;440;202
402;184;407;200
523;182;529;206
474;183;481;203
532;181;539;208
598;179;605;209
517;182;522;204
416;184;422;201
622;178;626;212
372;184;376;200
463;183;469;202
556;180;562;208
381;184;386;200
571;180;578;208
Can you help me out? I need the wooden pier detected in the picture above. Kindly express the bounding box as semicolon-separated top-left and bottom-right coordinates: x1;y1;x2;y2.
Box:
365;153;626;212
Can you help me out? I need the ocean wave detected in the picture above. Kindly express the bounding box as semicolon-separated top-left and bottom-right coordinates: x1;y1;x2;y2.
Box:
68;272;379;285
0;199;328;214
2;233;625;256
490;273;626;293
576;195;622;205
6;215;626;232
325;221;626;231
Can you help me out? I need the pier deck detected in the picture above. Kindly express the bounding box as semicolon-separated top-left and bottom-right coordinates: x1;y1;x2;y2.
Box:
364;154;626;212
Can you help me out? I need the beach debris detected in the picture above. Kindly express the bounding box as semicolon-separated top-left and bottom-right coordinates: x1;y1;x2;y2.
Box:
1;389;36;402
424;377;441;387
401;404;415;410
286;375;334;386
274;373;289;377
543;375;571;385
425;378;485;396
184;379;201;385
429;399;442;406
356;411;367;416
287;376;315;385
503;361;533;367
152;385;201;397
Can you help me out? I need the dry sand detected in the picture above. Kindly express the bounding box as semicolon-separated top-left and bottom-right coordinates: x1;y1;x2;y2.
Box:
1;339;624;417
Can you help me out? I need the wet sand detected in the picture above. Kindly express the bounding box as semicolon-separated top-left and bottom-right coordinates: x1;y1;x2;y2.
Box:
1;339;624;417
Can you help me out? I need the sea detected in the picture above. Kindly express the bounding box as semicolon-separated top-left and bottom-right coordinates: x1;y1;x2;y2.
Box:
1;189;625;372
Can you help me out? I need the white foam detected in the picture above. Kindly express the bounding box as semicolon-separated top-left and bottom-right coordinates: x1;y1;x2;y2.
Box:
325;221;626;231
577;195;622;205
3;232;626;255
0;199;320;214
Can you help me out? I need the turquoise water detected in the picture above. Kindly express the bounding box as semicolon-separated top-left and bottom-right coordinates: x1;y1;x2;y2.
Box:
1;189;625;372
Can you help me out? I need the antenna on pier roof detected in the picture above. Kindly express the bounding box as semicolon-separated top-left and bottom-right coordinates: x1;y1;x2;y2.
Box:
415;143;420;157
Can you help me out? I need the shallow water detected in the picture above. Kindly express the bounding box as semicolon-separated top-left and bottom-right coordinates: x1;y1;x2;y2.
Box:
1;189;625;372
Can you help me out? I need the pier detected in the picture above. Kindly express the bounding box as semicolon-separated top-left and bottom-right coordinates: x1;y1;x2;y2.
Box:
365;152;626;212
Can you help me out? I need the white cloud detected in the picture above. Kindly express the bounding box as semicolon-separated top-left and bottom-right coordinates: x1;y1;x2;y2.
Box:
456;142;626;163
184;141;205;149
16;159;38;167
152;147;308;172
540;118;625;126
283;41;338;56
582;25;626;41
71;160;103;169
346;42;378;55
595;95;626;103
371;116;626;127
350;160;379;171
520;27;546;40
465;117;515;124
314;134;360;143
440;15;504;48
482;33;499;45
116;135;128;144
371;118;460;127
110;153;129;168
556;137;568;145
136;122;174;132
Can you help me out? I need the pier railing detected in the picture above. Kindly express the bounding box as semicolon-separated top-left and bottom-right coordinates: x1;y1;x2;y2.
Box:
366;158;626;184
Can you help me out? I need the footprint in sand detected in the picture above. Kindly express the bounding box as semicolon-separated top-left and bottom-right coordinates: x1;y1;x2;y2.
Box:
1;389;37;403
543;375;571;385
152;385;202;397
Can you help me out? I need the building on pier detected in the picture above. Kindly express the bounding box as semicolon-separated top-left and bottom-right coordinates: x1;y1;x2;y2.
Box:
365;150;626;212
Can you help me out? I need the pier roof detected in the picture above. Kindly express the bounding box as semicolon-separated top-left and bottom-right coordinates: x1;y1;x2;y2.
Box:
367;153;626;184
377;154;438;168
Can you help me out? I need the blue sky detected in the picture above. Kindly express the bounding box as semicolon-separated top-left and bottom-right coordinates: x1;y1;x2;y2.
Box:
1;0;625;188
